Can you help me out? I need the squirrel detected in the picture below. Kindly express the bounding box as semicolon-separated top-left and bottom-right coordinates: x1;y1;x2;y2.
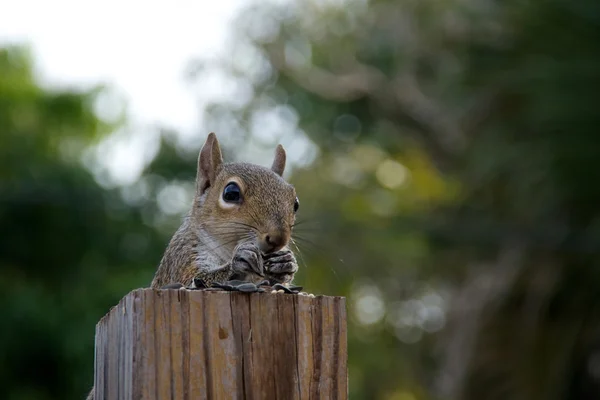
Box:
150;132;300;288
86;132;299;399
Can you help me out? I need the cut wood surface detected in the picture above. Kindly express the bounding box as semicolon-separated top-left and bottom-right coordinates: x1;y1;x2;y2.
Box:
93;289;347;400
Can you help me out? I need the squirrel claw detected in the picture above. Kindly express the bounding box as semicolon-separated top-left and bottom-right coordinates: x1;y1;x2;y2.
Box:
231;242;264;279
263;249;298;280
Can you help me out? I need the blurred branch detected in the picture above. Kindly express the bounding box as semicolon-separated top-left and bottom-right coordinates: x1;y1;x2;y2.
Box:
391;74;465;154
435;242;525;399
266;42;466;168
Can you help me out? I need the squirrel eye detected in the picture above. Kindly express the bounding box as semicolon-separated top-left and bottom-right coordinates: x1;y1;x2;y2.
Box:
223;182;242;203
294;197;299;213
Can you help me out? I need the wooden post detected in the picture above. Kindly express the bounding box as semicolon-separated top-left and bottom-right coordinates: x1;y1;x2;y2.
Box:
93;289;347;400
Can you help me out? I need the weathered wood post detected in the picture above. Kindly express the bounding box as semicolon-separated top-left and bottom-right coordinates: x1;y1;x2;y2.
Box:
93;289;347;399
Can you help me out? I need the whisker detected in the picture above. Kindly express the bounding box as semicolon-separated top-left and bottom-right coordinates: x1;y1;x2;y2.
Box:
294;237;344;284
291;235;324;250
207;228;248;236
291;227;323;233
200;230;248;240
203;224;253;236
196;229;249;247
290;237;309;273
291;219;321;228
225;221;260;233
206;234;251;253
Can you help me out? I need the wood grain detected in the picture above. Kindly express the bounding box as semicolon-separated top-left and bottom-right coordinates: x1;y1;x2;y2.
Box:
93;289;347;400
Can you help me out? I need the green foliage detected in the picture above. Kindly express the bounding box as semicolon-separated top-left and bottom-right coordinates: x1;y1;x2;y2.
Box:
191;0;600;398
0;46;165;399
2;0;600;398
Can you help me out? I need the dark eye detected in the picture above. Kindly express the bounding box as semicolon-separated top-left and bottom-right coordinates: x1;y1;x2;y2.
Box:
223;182;242;203
294;197;299;213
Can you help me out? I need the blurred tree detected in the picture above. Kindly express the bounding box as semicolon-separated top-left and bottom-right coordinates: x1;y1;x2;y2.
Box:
188;0;600;399
0;46;191;399
3;0;600;398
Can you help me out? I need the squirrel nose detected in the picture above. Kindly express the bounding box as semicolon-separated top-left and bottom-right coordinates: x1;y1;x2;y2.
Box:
262;233;286;253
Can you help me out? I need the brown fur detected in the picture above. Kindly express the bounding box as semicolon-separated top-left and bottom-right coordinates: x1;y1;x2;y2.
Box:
151;160;297;288
271;144;286;176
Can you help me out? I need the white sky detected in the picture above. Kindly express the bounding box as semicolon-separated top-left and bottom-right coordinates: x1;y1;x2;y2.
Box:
0;0;247;185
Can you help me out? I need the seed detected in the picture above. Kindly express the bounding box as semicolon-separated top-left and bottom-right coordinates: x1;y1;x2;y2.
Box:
273;283;294;294
226;280;247;286
236;283;259;293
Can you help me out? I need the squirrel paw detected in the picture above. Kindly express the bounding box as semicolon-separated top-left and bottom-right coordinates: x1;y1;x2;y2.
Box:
263;249;298;284
230;242;264;280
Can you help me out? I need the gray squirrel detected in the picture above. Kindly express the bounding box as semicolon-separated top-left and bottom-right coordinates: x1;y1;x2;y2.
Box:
86;132;299;399
151;132;299;288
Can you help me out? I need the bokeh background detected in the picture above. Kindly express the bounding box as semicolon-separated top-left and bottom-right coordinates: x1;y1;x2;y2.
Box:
2;0;600;399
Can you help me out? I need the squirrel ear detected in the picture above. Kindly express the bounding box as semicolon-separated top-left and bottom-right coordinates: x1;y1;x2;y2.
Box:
271;144;286;176
197;132;224;193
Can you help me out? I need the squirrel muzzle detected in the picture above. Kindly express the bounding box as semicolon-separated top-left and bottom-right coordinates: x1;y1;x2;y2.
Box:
259;229;290;254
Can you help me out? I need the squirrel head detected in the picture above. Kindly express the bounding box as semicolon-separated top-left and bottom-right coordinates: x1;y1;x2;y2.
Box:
192;132;299;255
